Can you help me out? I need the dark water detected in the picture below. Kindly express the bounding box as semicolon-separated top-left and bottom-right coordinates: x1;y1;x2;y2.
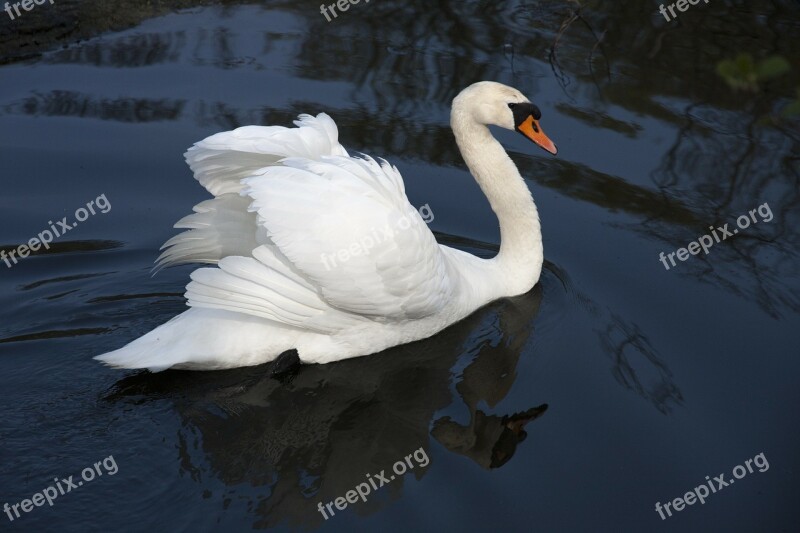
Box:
1;1;799;531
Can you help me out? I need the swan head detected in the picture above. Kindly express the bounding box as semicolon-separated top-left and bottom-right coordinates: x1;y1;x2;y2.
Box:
453;81;557;155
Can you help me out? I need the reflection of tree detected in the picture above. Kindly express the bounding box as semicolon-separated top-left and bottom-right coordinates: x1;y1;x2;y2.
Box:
44;31;188;67
104;286;549;529
504;0;800;317
643;98;800;317
7;91;186;122
0;0;253;65
6;1;795;318
589;2;800;317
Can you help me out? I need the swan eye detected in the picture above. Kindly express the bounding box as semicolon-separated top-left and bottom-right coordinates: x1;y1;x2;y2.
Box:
507;103;518;110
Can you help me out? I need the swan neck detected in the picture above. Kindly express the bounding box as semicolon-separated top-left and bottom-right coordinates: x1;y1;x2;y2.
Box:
451;116;543;295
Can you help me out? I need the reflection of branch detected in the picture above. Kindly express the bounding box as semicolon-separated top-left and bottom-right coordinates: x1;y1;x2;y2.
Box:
549;10;579;99
651;101;702;189
503;43;517;81
549;2;609;100
599;314;684;415
646;93;800;318
575;10;611;97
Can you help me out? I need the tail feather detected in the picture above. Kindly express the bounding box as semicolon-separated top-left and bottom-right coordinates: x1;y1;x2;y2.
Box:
153;193;260;273
94;308;296;371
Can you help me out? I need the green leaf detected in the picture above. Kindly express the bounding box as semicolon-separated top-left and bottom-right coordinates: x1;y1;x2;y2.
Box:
756;114;775;126
782;100;800;117
756;56;791;81
716;59;738;80
734;53;755;75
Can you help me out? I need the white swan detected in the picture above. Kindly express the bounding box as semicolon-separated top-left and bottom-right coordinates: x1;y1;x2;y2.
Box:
95;81;557;371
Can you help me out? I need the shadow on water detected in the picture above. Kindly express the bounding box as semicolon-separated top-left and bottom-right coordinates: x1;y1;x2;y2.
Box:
0;239;123;258
103;286;548;528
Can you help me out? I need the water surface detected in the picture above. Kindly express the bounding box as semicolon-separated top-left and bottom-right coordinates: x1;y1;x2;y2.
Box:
0;1;798;531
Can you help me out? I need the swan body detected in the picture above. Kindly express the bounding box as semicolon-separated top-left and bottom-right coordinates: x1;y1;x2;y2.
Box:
95;81;557;371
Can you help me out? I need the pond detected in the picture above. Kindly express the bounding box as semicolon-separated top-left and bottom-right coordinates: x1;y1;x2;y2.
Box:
0;1;798;531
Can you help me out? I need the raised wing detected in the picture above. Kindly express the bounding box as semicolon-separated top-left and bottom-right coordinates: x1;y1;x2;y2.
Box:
168;113;454;331
186;113;349;196
158;113;348;269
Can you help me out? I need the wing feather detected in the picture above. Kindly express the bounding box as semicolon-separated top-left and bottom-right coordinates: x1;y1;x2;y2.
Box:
186;113;348;196
167;113;453;333
240;155;452;320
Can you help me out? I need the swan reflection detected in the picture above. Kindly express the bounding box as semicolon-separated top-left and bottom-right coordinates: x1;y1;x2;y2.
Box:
105;282;548;528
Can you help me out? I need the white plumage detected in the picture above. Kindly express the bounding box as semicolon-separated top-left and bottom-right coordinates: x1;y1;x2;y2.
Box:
95;82;557;371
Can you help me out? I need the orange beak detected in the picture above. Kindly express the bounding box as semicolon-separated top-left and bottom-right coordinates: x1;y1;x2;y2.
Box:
517;115;557;155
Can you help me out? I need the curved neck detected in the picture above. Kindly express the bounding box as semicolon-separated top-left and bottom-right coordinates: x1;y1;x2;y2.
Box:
451;114;543;296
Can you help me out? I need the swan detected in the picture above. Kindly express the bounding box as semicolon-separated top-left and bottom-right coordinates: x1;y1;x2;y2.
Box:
95;81;557;371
